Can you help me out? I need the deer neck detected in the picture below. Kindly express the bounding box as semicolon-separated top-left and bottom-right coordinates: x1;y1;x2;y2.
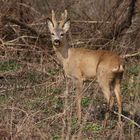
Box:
53;39;69;64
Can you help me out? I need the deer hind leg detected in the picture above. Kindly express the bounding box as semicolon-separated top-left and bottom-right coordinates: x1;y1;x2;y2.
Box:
114;78;122;123
97;76;114;126
101;82;114;112
75;79;83;123
97;75;114;110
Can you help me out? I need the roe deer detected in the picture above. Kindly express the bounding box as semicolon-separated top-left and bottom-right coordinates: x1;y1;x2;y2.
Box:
47;10;124;124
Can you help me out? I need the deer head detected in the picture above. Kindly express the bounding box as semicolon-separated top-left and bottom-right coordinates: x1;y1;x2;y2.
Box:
47;10;70;48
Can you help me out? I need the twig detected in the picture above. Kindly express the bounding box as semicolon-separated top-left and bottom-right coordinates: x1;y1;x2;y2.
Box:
35;112;65;125
113;111;140;129
73;20;110;24
122;51;140;58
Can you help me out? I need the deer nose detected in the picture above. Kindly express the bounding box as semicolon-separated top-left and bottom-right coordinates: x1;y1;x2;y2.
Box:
54;39;60;43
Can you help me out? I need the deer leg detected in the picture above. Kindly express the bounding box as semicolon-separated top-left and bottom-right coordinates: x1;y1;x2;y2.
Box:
104;89;114;127
114;78;122;123
98;77;114;126
98;78;114;108
102;86;114;110
75;80;83;123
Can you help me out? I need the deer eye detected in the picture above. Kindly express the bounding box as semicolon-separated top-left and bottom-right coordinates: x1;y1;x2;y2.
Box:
60;33;64;37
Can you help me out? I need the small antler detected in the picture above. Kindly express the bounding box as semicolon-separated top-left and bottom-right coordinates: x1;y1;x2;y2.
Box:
52;10;57;27
59;10;68;27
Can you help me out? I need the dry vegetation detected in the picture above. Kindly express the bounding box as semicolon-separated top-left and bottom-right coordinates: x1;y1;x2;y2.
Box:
0;0;140;140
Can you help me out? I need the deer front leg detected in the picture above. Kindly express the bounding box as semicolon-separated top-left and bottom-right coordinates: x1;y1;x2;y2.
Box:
75;80;83;123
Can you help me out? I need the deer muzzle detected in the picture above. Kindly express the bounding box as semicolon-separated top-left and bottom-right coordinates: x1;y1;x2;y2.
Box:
53;39;61;47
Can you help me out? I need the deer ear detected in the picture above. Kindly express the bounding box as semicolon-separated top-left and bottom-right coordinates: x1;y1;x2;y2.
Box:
63;19;70;33
47;18;54;32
